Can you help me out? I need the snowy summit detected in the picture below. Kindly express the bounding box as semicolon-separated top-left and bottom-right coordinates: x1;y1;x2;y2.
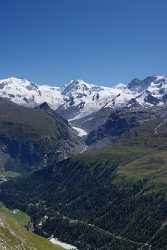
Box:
0;75;167;120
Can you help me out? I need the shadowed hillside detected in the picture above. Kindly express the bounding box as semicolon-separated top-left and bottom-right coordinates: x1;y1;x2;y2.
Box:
0;98;83;176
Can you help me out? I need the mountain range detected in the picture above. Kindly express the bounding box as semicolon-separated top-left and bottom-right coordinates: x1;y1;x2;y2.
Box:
1;74;167;249
1;75;167;121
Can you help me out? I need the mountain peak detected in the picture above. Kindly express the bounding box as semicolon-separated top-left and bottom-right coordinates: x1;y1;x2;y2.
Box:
127;75;167;92
0;76;33;86
65;79;91;88
114;83;126;89
62;79;92;96
0;74;167;121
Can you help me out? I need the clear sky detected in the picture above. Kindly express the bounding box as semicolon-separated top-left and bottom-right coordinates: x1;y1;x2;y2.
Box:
0;0;167;85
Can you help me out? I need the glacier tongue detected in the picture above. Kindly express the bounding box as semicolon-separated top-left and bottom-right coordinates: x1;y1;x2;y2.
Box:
72;126;88;137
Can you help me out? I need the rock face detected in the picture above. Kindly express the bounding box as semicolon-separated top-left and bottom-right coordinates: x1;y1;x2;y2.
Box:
85;104;167;147
1;75;167;121
86;109;137;145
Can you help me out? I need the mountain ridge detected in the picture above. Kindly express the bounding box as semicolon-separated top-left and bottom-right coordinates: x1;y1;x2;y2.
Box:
0;98;83;176
1;75;167;120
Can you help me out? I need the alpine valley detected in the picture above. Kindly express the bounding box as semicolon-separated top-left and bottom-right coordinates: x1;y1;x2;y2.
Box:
1;75;167;249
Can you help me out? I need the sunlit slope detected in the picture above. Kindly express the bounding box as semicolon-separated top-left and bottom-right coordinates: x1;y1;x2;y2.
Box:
0;213;64;250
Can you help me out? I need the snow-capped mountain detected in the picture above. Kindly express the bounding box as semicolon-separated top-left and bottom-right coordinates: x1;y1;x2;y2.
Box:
0;77;63;109
59;80;126;120
0;75;167;120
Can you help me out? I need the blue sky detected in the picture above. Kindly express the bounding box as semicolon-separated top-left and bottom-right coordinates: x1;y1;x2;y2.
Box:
0;0;167;85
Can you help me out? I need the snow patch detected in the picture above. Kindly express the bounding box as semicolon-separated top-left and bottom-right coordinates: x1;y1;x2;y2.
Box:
49;237;78;250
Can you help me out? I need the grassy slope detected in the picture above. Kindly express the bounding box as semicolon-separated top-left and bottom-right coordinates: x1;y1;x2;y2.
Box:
0;202;64;250
0;202;30;226
77;145;154;163
118;151;167;180
0;213;64;250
